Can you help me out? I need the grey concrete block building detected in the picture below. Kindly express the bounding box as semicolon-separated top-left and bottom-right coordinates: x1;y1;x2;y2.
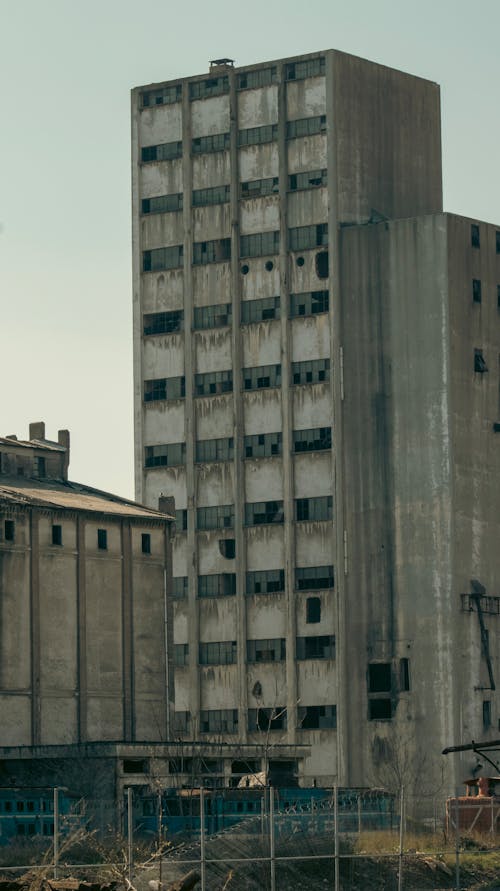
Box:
131;49;500;792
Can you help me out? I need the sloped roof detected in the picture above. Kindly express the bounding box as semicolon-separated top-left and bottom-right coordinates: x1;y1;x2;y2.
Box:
0;477;173;520
0;436;65;452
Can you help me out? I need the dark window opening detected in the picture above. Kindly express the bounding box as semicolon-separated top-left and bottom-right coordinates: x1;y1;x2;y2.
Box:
306;596;321;623
368;663;392;693
296;635;335;659
141;533;151;554
369;699;392;720
36;457;46;478
246;569;285;595
400;657;410;691
176;509;188;531
295;565;334;591
473;279;482;303
199;641;237;665
123;759;148;774
245;500;284;526
483;700;492;730
244;431;282;459
143;310;184;335
247;638;286;663
4;520;15;542
52;524;62;546
248;707;287;732
219;539;235;559
474;349;488;373
497;285;500;309
471;224;480;248
97;529;107;550
316;251;329;279
496;231;500;254
298;704;336;730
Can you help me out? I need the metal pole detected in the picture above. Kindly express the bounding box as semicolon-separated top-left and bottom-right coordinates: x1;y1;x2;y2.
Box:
270;787;276;891
334;784;339;890
53;787;59;880
455;798;460;891
357;792;362;836
127;787;133;886
158;789;163;887
398;787;404;891
200;787;206;891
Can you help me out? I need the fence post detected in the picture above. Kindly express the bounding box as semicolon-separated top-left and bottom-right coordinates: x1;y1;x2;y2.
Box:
127;787;133;886
53;787;59;880
334;784;339;890
200;787;206;891
491;796;494;835
455;798;460;891
269;787;276;891
398;787;404;891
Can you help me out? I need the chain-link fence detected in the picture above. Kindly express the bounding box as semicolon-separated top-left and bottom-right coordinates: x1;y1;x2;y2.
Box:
1;787;500;889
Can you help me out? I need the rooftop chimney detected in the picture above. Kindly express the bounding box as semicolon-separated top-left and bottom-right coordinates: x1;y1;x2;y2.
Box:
58;429;70;480
29;421;46;441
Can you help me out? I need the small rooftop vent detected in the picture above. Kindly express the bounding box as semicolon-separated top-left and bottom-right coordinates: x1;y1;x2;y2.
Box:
209;58;235;72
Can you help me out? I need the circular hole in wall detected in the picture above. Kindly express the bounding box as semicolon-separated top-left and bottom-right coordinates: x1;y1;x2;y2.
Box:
296;256;305;267
265;260;274;271
241;264;249;275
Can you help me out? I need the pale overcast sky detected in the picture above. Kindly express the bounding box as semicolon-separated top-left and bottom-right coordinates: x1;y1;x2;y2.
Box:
1;0;498;500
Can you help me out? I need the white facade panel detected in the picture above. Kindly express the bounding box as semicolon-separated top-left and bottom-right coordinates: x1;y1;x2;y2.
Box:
191;96;230;137
139;104;182;145
243;389;282;434
240;196;280;235
291;315;331;362
294;453;332;498
244;459;284;501
141;270;184;313
194;329;232;373
286;77;326;119
140;159;183;198
143;333;184;377
246;594;287;637
193;205;231;241
288;134;327;174
292;383;333;429
239;144;279;182
192;264;231;306
238;86;278;129
196;461;235;506
295;522;334;567
242;321;281;367
195;395;234;439
245;525;285;569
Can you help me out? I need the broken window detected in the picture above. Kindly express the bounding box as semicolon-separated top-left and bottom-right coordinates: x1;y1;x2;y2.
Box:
192;184;230;207
293;426;332;453
296;635;335;659
292;358;330;385
172;711;190;733
306;596;321;623
289;169;327;191
52;524;62;546
144;376;185;402
241;296;280;324
295;565;334;590
247;638;286;663
243;363;281;390
196;437;234;462
200;709;238;734
483;700;492;730
141;141;182;163
474;349;488;373
290;291;329;317
246;569;285;595
473;279;482;303
298;705;336;729
142;245;183;272
296;496;333;522
97;529;107;550
198;573;236;598
199;641;237;665
369;699;392;720
400;657;410;691
193;238;231;265
286;115;326;139
141;533;151;554
248;707;286;732
189;76;229;100
289;223;328;251
241;177;279;199
174;643;189;667
197;504;234;530
471;224;480;248
238;124;278;147
194;303;232;329
143;310;184;335
144;442;186;467
141;84;182;107
237;67;277;90
172;577;188;599
142;193;183;214
244;500;284;525
191;132;230;154
4;519;15;542
240;231;280;258
244;431;282;459
194;369;233;396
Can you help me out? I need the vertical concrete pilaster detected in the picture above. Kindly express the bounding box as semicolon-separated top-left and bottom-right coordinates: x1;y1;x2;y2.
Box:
30;511;41;744
122;521;134;741
76;516;87;742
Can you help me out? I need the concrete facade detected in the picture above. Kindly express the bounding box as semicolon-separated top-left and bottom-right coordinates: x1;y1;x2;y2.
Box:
131;50;449;787
0;423;175;748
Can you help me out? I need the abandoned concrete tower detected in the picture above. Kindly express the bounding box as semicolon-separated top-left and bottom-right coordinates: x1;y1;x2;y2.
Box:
131;50;500;793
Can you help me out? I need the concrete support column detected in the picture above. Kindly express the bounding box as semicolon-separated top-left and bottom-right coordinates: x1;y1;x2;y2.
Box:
229;71;249;742
278;66;298;744
181;87;200;735
30;511;41;744
121;521;134;741
76;516;87;742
